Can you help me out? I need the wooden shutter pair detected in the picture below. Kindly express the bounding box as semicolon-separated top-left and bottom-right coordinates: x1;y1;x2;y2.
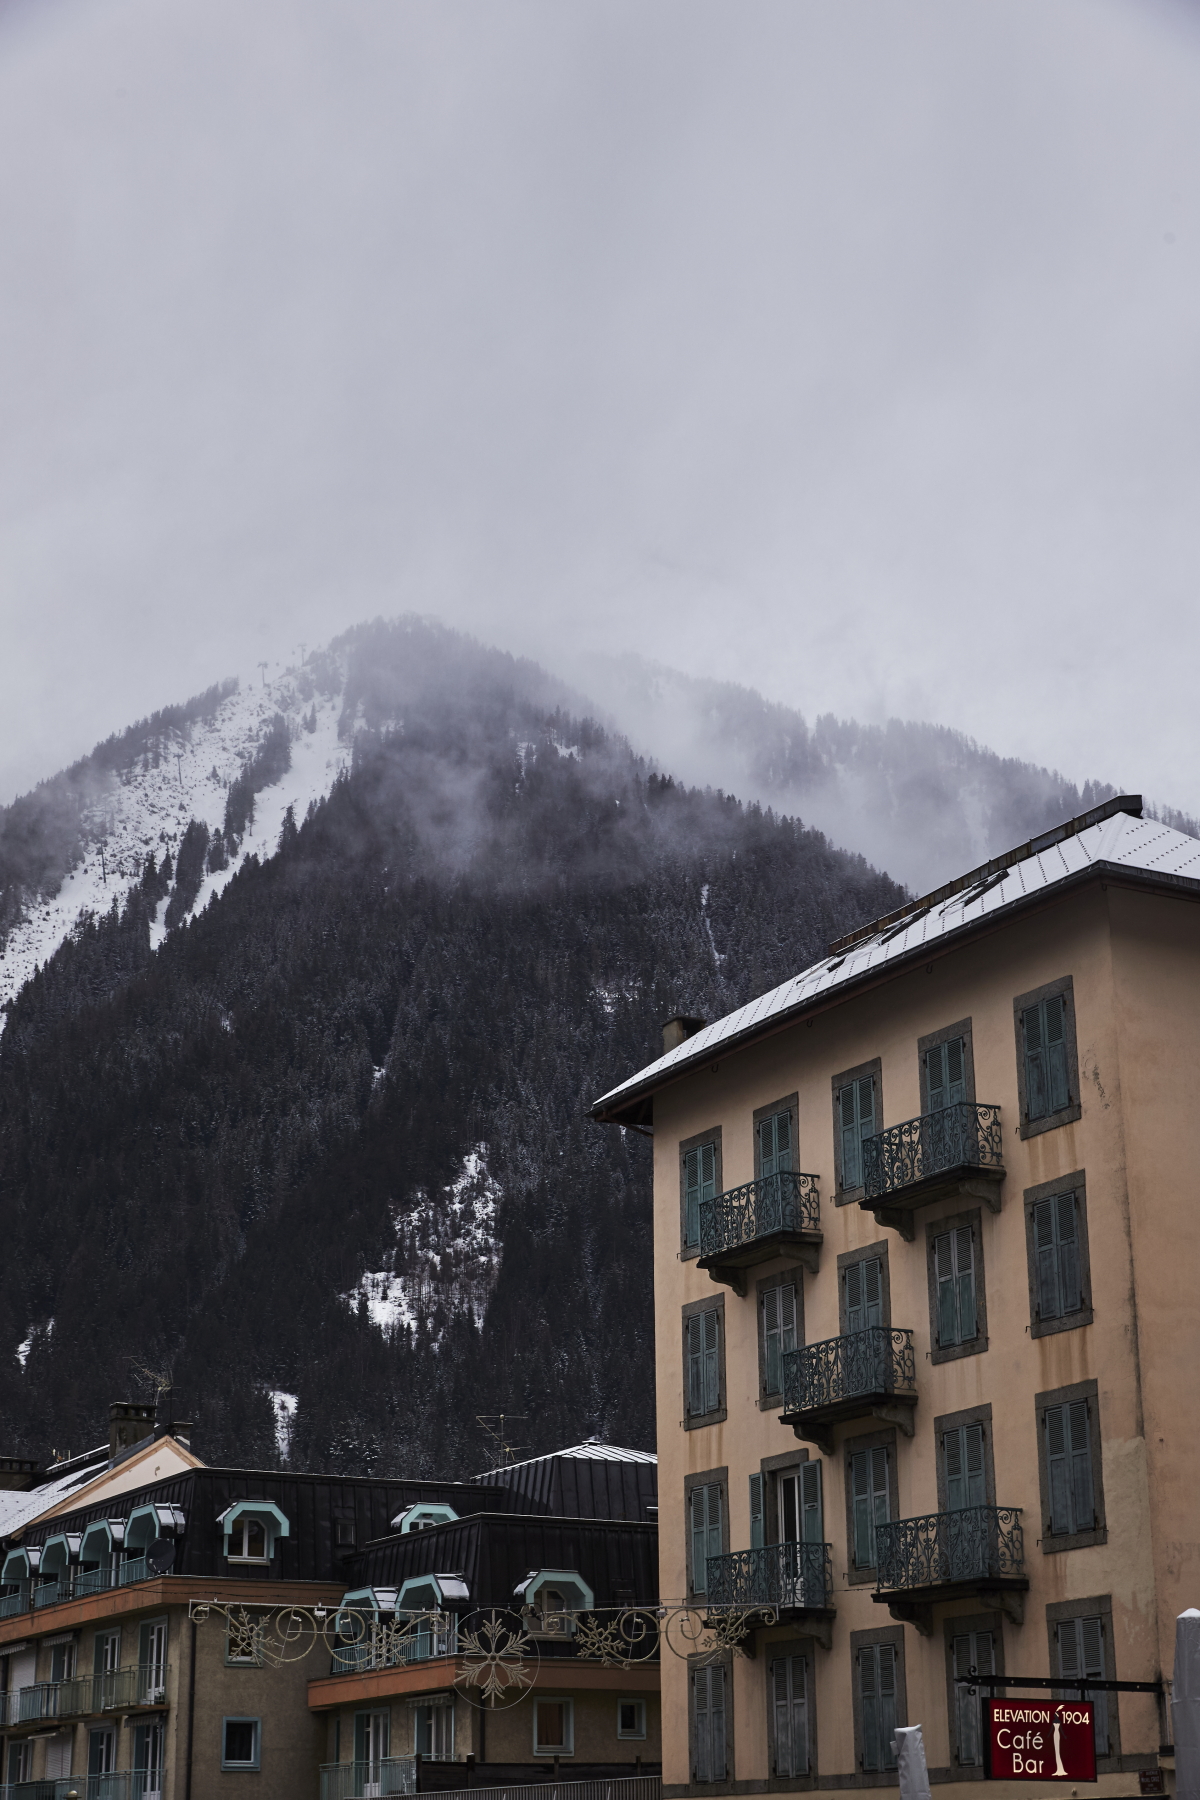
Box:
1023;994;1070;1120
926;1037;966;1110
758;1110;794;1178
771;1654;810;1776
839;1077;876;1188
1033;1193;1083;1319
686;1310;720;1417
851;1447;890;1568
933;1226;977;1346
844;1257;883;1333
761;1282;798;1396
684;1143;716;1247
943;1423;987;1511
859;1643;898;1771
1045;1400;1095;1535
1057;1615;1109;1755
691;1484;722;1592
692;1664;727;1781
951;1629;995;1766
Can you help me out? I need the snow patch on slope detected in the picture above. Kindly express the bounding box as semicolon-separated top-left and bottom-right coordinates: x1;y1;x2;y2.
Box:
0;664;352;1017
343;1148;501;1344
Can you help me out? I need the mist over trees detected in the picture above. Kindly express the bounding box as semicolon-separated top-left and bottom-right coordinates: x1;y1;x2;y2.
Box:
0;622;902;1476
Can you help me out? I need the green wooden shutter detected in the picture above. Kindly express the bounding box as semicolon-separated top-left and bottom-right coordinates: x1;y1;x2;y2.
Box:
863;1257;883;1328
852;1448;889;1566
860;1645;898;1771
692;1665;726;1782
703;1309;720;1412
844;1260;864;1332
772;1655;808;1776
840;1084;860;1187
1045;1404;1072;1532
1068;1399;1095;1530
1033;1200;1060;1318
762;1286;780;1395
927;1043;946;1110
749;1473;765;1551
1055;1192;1082;1311
684;1150;700;1247
691;1487;707;1591
759;1110;794;1179
944;1424;986;1510
800;1460;823;1544
686;1315;703;1416
953;1629;994;1765
946;1036;965;1103
1045;994;1070;1111
1024;1002;1048;1119
1057;1617;1109;1756
935;1226;977;1346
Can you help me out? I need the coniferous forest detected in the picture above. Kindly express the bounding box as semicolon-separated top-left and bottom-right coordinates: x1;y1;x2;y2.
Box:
0;622;904;1476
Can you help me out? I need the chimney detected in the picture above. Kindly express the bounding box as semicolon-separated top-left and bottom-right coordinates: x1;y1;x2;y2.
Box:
153;1387;192;1445
662;1015;706;1054
109;1401;157;1461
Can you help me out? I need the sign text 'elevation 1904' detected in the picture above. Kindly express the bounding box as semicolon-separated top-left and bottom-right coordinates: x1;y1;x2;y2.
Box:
985;1699;1097;1782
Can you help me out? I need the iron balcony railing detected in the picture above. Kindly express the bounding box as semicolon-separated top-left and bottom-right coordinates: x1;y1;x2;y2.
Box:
0;1665;168;1729
0;1778;135;1800
332;1618;459;1674
411;1781;661;1800
705;1542;834;1613
875;1506;1024;1591
0;1582;30;1620
782;1327;916;1416
699;1171;820;1260
319;1758;417;1799
862;1103;1003;1201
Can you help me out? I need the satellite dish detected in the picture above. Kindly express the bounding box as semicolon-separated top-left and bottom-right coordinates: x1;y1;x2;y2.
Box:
147;1537;176;1574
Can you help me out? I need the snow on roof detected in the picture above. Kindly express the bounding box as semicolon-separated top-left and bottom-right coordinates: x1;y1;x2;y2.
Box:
475;1439;657;1479
592;798;1200;1121
0;1450;110;1540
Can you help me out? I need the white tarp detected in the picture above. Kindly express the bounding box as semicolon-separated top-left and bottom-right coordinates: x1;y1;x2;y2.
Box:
1174;1609;1200;1800
892;1724;932;1800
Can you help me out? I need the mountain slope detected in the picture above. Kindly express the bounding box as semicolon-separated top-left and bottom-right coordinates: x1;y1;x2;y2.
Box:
568;652;1195;891
0;619;903;1475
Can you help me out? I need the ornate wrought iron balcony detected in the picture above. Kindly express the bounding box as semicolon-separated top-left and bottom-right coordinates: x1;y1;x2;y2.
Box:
780;1328;917;1454
697;1171;822;1292
860;1102;1004;1237
873;1506;1028;1635
705;1542;834;1641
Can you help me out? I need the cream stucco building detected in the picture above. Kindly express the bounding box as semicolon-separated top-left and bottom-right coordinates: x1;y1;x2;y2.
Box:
593;795;1198;1800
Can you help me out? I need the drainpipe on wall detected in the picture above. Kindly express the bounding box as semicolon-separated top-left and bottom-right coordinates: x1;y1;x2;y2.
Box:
183;1616;197;1800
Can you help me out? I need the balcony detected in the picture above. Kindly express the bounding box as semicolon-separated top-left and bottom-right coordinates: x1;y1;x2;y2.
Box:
0;1667;168;1730
860;1103;1004;1238
332;1619;459;1674
780;1328;917;1454
319;1758;417;1799
697;1172;822;1292
705;1543;834;1645
873;1505;1028;1635
0;1561;153;1622
0;1777;137;1800
0;1583;29;1620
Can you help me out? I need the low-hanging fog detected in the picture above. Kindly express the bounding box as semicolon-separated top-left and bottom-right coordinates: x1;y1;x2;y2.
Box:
0;0;1198;829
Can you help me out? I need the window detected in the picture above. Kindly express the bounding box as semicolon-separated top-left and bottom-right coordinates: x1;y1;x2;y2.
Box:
950;1626;996;1767
849;1446;890;1570
222;1717;261;1771
134;1719;165;1796
139;1620;167;1701
771;1653;809;1776
944;1424;986;1510
1014;978;1080;1137
837;1075;877;1191
684;1303;724;1424
50;1641;75;1683
6;1743;31;1784
618;1699;646;1739
844;1257;883;1332
778;1463;823;1544
926;1037;966;1109
94;1630;120;1675
355;1710;390;1775
44;1734;71;1780
1045;1401;1095;1535
534;1698;574;1755
336;1520;357;1547
414;1701;455;1758
756;1103;795;1181
689;1482;723;1595
1025;1176;1092;1337
228;1516;268;1560
858;1643;898;1771
681;1132;720;1251
760;1279;798;1399
1054;1611;1112;1758
933;1225;976;1347
88;1727;117;1776
690;1663;727;1782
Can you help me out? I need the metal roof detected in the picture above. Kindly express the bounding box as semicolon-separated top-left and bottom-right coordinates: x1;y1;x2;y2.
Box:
474;1440;657;1478
591;796;1200;1124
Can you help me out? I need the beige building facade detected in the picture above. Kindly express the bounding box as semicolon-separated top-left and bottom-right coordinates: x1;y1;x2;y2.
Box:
594;798;1200;1800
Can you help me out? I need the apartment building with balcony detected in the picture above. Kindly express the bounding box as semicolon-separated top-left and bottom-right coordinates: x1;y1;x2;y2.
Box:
592;795;1197;1799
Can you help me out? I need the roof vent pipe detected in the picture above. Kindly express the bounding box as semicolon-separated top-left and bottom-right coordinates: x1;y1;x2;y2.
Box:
662;1016;706;1054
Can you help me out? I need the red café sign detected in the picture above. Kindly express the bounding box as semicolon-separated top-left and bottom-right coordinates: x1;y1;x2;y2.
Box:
986;1698;1097;1782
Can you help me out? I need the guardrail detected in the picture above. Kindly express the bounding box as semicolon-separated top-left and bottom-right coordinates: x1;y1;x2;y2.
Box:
875;1507;1024;1590
0;1777;135;1800
862;1103;1002;1201
705;1542;833;1613
782;1327;916;1415
699;1171;820;1259
0;1666;167;1728
319;1759;417;1799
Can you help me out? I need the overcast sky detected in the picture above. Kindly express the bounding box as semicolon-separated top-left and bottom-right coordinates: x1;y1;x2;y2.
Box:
0;0;1197;811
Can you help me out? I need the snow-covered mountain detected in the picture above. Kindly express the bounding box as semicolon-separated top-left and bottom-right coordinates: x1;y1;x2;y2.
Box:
0;661;351;1019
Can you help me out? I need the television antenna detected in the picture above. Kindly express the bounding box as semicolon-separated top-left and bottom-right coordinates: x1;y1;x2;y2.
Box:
476;1415;528;1467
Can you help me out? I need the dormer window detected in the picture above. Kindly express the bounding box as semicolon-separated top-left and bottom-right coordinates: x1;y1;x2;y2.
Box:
228;1518;268;1562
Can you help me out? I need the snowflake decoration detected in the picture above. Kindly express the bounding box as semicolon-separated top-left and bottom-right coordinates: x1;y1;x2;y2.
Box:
454;1610;538;1708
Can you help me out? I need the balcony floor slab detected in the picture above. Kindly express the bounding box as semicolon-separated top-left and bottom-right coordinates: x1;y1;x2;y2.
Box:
697;1229;822;1294
872;1575;1029;1636
782;1389;917;1456
860;1165;1004;1240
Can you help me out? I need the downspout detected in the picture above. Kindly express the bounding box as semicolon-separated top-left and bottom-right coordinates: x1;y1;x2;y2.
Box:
184;1617;197;1800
